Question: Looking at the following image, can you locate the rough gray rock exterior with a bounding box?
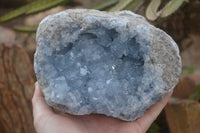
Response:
[34,9,181,121]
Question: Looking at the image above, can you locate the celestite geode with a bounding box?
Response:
[34,9,181,121]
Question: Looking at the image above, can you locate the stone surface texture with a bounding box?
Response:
[34,9,181,121]
[0,43,35,133]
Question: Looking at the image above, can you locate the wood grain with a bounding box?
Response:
[165,98,200,133]
[0,43,35,133]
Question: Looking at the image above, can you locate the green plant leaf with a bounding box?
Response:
[189,84,200,102]
[14,25,38,33]
[109,0,133,12]
[0,0,43,22]
[90,0,119,10]
[147,122,160,133]
[124,0,144,12]
[27,0,70,14]
[0,0,70,23]
[160,0,188,17]
[182,67,195,75]
[145,0,161,21]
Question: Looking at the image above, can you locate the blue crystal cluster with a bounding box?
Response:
[34,9,181,121]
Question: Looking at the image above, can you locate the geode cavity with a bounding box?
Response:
[34,9,181,121]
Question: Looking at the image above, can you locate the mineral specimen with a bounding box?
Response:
[34,9,181,121]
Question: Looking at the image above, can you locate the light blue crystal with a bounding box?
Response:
[34,9,181,121]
